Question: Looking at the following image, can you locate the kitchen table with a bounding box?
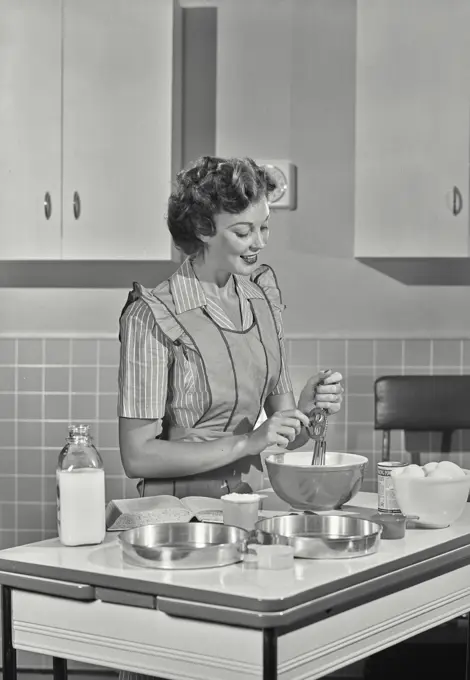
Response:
[1,491,470,680]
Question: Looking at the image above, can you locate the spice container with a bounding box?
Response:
[56,424,106,547]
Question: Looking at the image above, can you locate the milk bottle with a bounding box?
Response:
[57,424,106,546]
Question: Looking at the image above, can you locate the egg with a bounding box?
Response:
[426,468,454,480]
[423,462,439,476]
[435,460,466,479]
[400,464,426,478]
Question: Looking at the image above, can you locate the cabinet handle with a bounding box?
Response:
[44,192,52,220]
[73,191,81,220]
[452,186,463,216]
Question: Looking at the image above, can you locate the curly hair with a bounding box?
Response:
[167,156,276,257]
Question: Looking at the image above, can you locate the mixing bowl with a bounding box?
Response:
[265,450,368,511]
[391,470,470,528]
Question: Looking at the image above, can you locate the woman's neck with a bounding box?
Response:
[191,257,234,296]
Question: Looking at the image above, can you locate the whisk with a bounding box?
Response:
[307,406,328,465]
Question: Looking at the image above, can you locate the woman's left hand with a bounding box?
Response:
[297,369,344,416]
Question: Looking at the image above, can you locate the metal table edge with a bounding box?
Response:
[0,570,95,600]
[0,532,469,613]
[156,541,470,630]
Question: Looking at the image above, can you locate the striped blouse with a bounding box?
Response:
[118,258,293,427]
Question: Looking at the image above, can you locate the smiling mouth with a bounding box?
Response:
[240,254,258,265]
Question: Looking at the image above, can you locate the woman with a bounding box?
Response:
[118,156,344,500]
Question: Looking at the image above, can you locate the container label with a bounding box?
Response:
[378,469,402,513]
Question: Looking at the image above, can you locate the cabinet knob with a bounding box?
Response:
[452,186,463,216]
[73,191,81,220]
[44,192,52,220]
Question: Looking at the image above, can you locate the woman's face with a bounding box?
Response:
[203,199,270,276]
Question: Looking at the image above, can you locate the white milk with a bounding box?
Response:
[57,468,106,546]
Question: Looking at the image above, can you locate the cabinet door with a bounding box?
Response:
[62,0,177,260]
[0,0,62,259]
[355,0,470,258]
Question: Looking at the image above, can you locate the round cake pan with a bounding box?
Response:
[118,522,250,569]
[254,513,382,559]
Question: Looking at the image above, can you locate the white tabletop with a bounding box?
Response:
[1,492,469,607]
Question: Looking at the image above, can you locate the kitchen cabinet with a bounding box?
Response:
[0,0,180,261]
[354,0,470,263]
[0,0,62,259]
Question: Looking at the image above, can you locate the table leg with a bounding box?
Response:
[263,629,277,680]
[53,657,68,680]
[2,586,17,680]
[466,613,470,680]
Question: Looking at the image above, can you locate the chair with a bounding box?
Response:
[374,375,470,465]
[370,374,470,672]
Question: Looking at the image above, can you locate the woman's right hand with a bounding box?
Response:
[246,409,310,455]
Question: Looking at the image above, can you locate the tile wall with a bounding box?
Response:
[287,338,470,469]
[1,335,470,670]
[2,336,470,550]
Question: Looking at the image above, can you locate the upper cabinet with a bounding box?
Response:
[0,0,180,261]
[354,0,470,260]
[0,0,62,259]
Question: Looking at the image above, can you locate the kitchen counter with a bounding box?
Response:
[2,491,470,680]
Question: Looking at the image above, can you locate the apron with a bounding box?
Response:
[118,270,283,680]
[129,273,283,500]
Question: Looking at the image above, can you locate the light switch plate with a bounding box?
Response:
[257,159,297,210]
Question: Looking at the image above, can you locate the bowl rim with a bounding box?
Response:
[392,469,470,484]
[265,450,368,470]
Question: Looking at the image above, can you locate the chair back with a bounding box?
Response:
[374,375,470,463]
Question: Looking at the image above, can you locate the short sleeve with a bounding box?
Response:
[252,265,293,396]
[117,300,172,419]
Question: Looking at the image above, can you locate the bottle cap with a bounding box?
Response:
[68,424,90,438]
